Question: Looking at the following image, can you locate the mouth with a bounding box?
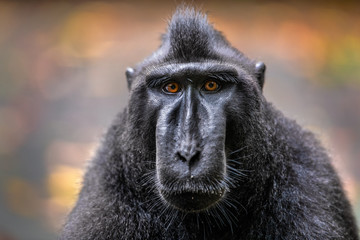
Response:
[159,182,227,212]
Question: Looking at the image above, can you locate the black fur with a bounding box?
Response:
[60,7,359,240]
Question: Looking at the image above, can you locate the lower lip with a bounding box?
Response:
[161,190,225,212]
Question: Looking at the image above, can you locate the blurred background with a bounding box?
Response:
[0,0,359,239]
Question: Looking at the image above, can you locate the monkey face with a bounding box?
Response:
[133,62,251,212]
[125,15,265,211]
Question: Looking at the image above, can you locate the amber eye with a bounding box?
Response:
[163,82,180,93]
[204,80,219,91]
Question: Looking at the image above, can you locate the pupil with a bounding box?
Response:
[171,84,176,89]
[208,83,214,88]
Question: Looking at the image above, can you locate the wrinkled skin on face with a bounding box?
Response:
[153,65,231,211]
[127,60,265,212]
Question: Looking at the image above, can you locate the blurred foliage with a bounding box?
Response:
[321,37,360,86]
[0,1,359,239]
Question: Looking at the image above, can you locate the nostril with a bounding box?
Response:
[189,151,200,166]
[177,152,187,162]
[177,151,201,166]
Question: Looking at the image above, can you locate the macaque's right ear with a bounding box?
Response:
[125,67,135,90]
[255,62,266,90]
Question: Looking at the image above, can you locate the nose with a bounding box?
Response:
[175,86,202,169]
[177,149,201,168]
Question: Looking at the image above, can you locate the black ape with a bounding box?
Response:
[60,8,359,240]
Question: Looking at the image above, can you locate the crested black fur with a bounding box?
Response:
[60,7,359,240]
[165,8,223,61]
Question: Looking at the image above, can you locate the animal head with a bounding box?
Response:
[125,8,266,213]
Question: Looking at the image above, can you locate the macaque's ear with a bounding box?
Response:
[125,67,135,90]
[255,62,266,90]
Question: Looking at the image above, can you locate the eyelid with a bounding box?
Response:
[147,76,171,88]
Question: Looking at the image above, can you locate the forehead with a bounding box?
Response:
[144,62,249,80]
[140,62,254,89]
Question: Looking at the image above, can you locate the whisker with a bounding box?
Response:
[217,203,234,234]
[227,154,254,163]
[165,208,178,231]
[227,146,248,157]
[227,165,248,177]
[224,197,247,215]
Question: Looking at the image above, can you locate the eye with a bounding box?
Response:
[203,80,219,92]
[163,82,180,93]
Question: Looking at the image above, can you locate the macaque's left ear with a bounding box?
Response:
[125,67,135,90]
[255,62,266,90]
